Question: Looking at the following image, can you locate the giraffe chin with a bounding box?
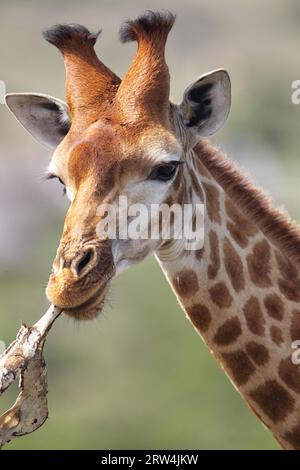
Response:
[62,284,109,321]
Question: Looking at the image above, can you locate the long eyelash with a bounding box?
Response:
[170,160,185,166]
[151,160,185,172]
[44,172,56,181]
[44,172,66,196]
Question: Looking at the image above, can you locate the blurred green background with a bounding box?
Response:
[1,0,300,450]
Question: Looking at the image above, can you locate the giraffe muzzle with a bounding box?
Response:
[46,241,114,320]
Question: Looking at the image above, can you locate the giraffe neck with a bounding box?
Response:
[156,140,300,449]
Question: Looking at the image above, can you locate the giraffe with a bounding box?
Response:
[5,12,300,449]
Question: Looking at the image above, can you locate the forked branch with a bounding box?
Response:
[0,304,61,448]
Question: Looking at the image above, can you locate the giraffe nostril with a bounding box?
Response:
[74,248,95,277]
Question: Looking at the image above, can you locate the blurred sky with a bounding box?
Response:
[1,0,300,450]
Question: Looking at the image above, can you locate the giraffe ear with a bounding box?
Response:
[179,69,231,137]
[5,93,71,150]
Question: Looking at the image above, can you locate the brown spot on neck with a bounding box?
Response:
[213,317,242,346]
[249,380,294,423]
[263,293,284,321]
[221,350,255,386]
[207,230,220,280]
[246,342,269,366]
[247,239,272,288]
[223,237,245,292]
[186,304,211,333]
[208,281,233,308]
[243,296,266,336]
[173,270,199,298]
[270,325,283,346]
[290,310,300,341]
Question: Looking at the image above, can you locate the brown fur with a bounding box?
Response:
[223,237,245,292]
[221,350,255,385]
[284,421,300,449]
[243,296,266,336]
[116,11,175,123]
[290,310,300,340]
[213,317,242,346]
[207,230,220,279]
[173,270,199,298]
[270,325,284,346]
[263,293,284,321]
[275,251,299,281]
[278,278,300,302]
[186,304,211,333]
[245,342,269,366]
[247,240,272,288]
[44,24,120,124]
[249,380,295,423]
[208,281,232,308]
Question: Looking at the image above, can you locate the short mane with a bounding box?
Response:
[195,140,300,267]
[43,23,100,52]
[119,10,175,44]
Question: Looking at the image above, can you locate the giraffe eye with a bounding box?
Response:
[148,161,183,182]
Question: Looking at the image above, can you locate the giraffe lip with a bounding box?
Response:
[63,283,109,319]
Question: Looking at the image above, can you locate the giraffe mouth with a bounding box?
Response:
[62,282,109,320]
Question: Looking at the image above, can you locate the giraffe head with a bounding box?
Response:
[5,12,231,320]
